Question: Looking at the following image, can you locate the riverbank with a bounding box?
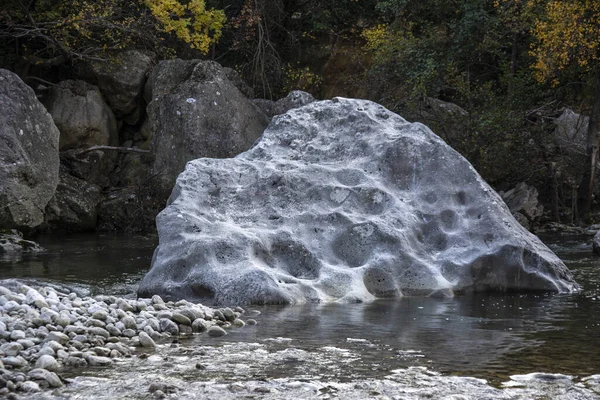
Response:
[0,282,255,396]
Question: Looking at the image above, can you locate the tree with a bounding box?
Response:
[0,0,225,75]
[529,0,600,221]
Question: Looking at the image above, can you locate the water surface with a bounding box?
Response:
[1,233,599,388]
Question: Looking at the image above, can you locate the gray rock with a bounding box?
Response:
[253,90,315,118]
[86,355,112,366]
[122,328,136,338]
[138,98,578,305]
[223,67,254,99]
[0,69,60,230]
[44,168,101,231]
[88,327,110,339]
[221,308,235,322]
[158,318,178,336]
[10,330,26,341]
[53,313,71,327]
[35,354,59,371]
[60,148,116,189]
[20,380,40,392]
[92,310,108,321]
[499,182,544,231]
[138,331,156,348]
[207,326,227,337]
[191,319,209,333]
[553,108,588,157]
[45,331,69,345]
[44,80,118,150]
[1,356,27,368]
[171,313,191,326]
[27,368,63,388]
[145,59,269,194]
[0,343,23,357]
[65,356,87,367]
[86,50,156,123]
[593,231,600,256]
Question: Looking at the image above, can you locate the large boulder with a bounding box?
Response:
[145,59,269,194]
[138,98,578,305]
[86,50,156,124]
[44,168,101,231]
[44,80,118,150]
[0,69,60,230]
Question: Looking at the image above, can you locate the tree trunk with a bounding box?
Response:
[576,73,600,221]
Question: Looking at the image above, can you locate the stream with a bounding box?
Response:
[1,233,599,399]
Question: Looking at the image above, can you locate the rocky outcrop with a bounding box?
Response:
[138,98,578,305]
[500,182,544,231]
[253,90,315,118]
[0,69,60,230]
[44,169,101,231]
[145,59,269,194]
[86,50,156,124]
[44,80,118,150]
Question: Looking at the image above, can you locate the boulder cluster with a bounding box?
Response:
[0,52,315,239]
[0,282,254,395]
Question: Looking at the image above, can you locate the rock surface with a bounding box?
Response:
[592,231,600,255]
[553,108,588,156]
[145,59,269,193]
[0,282,251,396]
[0,230,45,257]
[138,98,578,305]
[44,168,101,231]
[44,80,118,150]
[499,182,544,231]
[0,69,60,230]
[253,90,315,118]
[86,50,156,123]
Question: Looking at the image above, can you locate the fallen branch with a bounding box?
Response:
[63,145,151,156]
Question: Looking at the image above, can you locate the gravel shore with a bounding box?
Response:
[0,281,254,396]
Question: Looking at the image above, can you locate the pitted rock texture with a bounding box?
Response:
[138,98,578,305]
[0,69,60,230]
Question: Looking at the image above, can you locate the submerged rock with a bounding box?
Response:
[138,98,578,305]
[0,230,45,257]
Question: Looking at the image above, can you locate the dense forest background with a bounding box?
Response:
[1,0,599,225]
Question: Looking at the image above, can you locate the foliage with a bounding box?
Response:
[282,64,323,93]
[0,0,225,72]
[144,0,226,54]
[529,0,600,83]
